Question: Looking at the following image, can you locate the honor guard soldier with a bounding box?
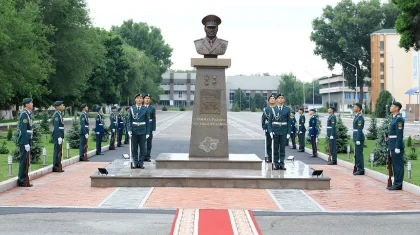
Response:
[109,106,117,150]
[95,106,104,155]
[308,109,318,157]
[17,98,33,187]
[327,107,337,165]
[143,94,156,162]
[124,106,130,145]
[387,101,405,190]
[52,101,65,172]
[117,107,124,147]
[352,103,365,175]
[79,104,89,161]
[290,111,297,149]
[267,93,291,170]
[127,94,150,169]
[262,94,276,162]
[297,108,306,152]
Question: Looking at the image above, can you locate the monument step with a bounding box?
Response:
[155,153,263,170]
[90,159,330,190]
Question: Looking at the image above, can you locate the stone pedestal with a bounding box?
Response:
[189,58,231,158]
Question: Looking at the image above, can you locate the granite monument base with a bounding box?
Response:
[90,159,330,189]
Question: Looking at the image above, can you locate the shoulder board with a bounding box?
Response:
[194,38,202,42]
[219,38,228,43]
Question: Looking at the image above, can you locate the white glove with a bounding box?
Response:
[395,148,400,154]
[24,144,30,152]
[146,134,150,139]
[96,132,100,135]
[299,131,302,134]
[112,129,115,132]
[128,131,132,137]
[270,132,274,138]
[286,134,290,139]
[58,137,63,145]
[265,129,267,132]
[85,134,89,139]
[356,141,360,145]
[330,136,334,140]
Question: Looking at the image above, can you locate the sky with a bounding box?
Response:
[85,0,352,82]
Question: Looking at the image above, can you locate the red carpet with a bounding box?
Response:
[170,209,262,235]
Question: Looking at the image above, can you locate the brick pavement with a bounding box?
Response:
[305,165,420,211]
[0,162,115,207]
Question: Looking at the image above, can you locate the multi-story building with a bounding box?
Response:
[370,29,420,121]
[318,74,370,113]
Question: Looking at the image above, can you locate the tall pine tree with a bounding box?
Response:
[373,115,392,166]
[366,117,378,140]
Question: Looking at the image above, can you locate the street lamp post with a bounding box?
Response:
[334,57,358,104]
[378,46,395,100]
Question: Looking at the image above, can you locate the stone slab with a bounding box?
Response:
[191,58,231,67]
[155,153,263,170]
[90,159,330,190]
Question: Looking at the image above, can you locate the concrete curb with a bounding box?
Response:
[300,144,420,196]
[0,145,111,194]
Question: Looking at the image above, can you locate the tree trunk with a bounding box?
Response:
[15,98,19,119]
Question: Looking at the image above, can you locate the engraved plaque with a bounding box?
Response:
[200,89,221,114]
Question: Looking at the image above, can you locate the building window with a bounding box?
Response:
[190,91,194,95]
[229,91,234,103]
[353,93,367,99]
[263,92,267,100]
[380,74,384,80]
[178,91,182,98]
[380,41,384,50]
[380,53,384,58]
[380,83,384,91]
[164,90,170,95]
[380,62,384,72]
[345,93,351,100]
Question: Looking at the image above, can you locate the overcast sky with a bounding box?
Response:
[85,0,358,82]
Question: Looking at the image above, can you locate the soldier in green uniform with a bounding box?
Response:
[387,101,405,190]
[143,94,156,162]
[327,107,337,165]
[17,98,33,187]
[127,94,150,169]
[124,106,130,145]
[52,101,65,172]
[352,103,365,175]
[79,104,89,161]
[290,111,297,149]
[261,94,275,162]
[267,93,291,170]
[297,108,306,152]
[109,106,117,150]
[117,107,124,147]
[95,106,104,155]
[308,109,318,157]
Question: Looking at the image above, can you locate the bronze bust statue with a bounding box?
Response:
[194,15,228,58]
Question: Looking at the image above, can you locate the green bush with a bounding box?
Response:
[317,107,328,113]
[7,125,13,141]
[162,106,168,111]
[375,90,393,118]
[92,126,110,142]
[179,103,186,111]
[232,103,240,112]
[65,117,81,149]
[366,117,378,140]
[40,112,50,134]
[0,141,9,154]
[407,148,418,160]
[407,136,412,147]
[373,115,392,166]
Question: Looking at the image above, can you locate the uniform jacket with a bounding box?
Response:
[298,114,306,133]
[194,37,228,55]
[261,106,274,131]
[52,111,64,139]
[388,113,405,150]
[327,114,337,137]
[267,105,291,135]
[127,105,150,135]
[17,109,32,145]
[117,113,125,129]
[308,115,318,136]
[95,113,104,133]
[109,112,117,130]
[352,113,365,141]
[290,116,297,133]
[79,112,89,135]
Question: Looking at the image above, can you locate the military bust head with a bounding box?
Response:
[194,14,228,58]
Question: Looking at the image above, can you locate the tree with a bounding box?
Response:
[366,117,378,140]
[12,123,44,164]
[7,125,13,141]
[112,20,173,78]
[40,112,50,134]
[233,89,248,111]
[0,1,53,110]
[375,90,393,118]
[392,0,420,51]
[38,0,105,107]
[278,73,304,107]
[232,103,240,112]
[310,0,399,104]
[304,81,322,104]
[373,115,392,166]
[253,93,266,110]
[336,115,350,153]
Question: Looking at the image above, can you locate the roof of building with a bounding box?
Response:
[371,29,397,35]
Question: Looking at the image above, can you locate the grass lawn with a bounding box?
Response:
[316,139,420,186]
[0,132,98,182]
